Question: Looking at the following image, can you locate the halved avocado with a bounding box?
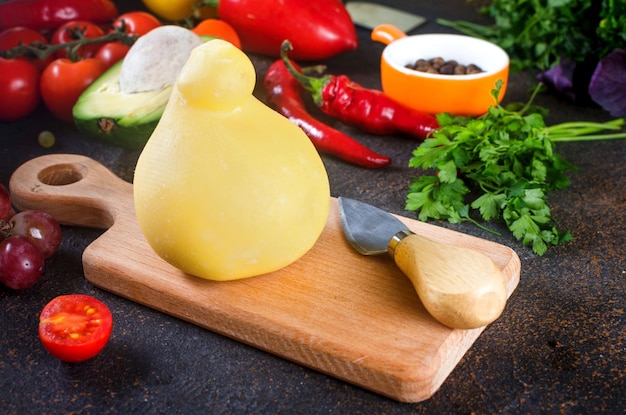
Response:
[73,61,173,149]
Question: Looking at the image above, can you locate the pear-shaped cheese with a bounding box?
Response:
[133,39,330,281]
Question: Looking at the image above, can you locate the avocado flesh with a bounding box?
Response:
[73,61,173,149]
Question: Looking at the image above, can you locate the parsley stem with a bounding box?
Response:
[465,217,501,236]
[518,83,543,114]
[547,119,626,141]
[548,119,624,132]
[550,132,626,142]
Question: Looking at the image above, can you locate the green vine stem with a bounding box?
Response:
[0,24,137,62]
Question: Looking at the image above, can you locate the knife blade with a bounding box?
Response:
[338,197,508,329]
[345,2,427,32]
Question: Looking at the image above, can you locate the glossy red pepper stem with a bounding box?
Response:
[280,41,331,107]
[200,0,219,7]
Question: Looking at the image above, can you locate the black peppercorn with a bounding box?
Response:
[405,56,484,75]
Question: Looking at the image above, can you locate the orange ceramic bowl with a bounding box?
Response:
[372,24,510,116]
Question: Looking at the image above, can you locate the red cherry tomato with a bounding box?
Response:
[40,57,107,122]
[0,57,40,121]
[39,294,113,362]
[191,19,241,49]
[95,41,130,69]
[112,11,162,36]
[51,20,105,59]
[0,26,46,50]
[0,26,53,71]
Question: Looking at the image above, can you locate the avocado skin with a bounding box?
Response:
[73,61,170,149]
[74,116,160,149]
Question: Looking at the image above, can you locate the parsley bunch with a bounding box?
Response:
[438,0,626,72]
[405,81,626,255]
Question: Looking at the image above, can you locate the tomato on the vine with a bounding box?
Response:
[192,19,241,49]
[39,294,113,363]
[51,20,105,59]
[40,57,106,122]
[112,11,162,36]
[95,41,130,69]
[0,26,53,71]
[0,57,40,122]
[0,26,47,52]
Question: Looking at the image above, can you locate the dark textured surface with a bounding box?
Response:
[1,1,625,414]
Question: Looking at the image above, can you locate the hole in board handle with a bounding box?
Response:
[37,163,87,186]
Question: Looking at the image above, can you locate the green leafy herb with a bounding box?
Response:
[405,80,626,255]
[438,0,626,71]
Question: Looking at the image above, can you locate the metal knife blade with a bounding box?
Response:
[338,196,409,255]
[337,196,508,329]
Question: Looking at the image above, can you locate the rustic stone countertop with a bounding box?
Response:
[1,1,624,414]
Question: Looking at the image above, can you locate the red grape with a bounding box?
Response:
[0,235,44,290]
[0,183,62,289]
[9,210,62,259]
[0,184,10,219]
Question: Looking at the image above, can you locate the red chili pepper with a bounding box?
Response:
[201,0,357,61]
[0,0,119,32]
[280,41,440,140]
[264,59,391,169]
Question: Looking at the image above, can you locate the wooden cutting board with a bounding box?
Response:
[9,154,520,403]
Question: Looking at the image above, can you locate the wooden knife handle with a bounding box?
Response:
[390,231,508,329]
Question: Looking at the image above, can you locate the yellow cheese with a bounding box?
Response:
[133,39,330,281]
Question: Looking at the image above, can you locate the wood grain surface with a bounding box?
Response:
[9,154,520,402]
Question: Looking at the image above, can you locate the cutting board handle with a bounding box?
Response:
[8,154,133,229]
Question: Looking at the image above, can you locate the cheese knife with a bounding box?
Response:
[345,2,426,33]
[337,197,508,329]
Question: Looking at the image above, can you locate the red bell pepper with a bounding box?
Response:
[202,0,358,61]
[0,0,119,32]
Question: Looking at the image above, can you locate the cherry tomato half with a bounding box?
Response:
[0,57,40,121]
[51,20,105,59]
[40,57,106,122]
[113,11,162,36]
[0,26,53,71]
[39,294,113,363]
[192,19,241,49]
[95,41,130,69]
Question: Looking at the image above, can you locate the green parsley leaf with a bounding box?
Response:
[471,192,506,221]
[437,0,625,71]
[405,82,626,255]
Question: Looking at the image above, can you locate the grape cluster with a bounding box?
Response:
[0,183,62,290]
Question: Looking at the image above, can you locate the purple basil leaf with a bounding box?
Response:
[536,58,578,102]
[588,49,626,118]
